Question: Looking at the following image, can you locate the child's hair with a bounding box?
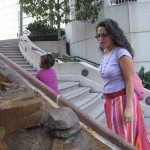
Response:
[39,54,55,69]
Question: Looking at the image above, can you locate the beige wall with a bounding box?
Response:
[33,41,67,55]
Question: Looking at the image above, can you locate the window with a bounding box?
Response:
[108,0,137,6]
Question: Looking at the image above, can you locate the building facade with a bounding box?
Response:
[1,0,150,72]
[0,0,20,40]
[0,0,33,40]
[65,0,150,72]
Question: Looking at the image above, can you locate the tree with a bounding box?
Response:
[19,0,103,53]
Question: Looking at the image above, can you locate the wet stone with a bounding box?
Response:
[49,123,81,138]
[48,107,80,129]
[48,107,81,138]
[6,125,53,150]
[64,129,112,150]
[6,125,112,150]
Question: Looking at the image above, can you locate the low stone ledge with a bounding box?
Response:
[0,96,42,122]
[0,95,43,137]
[51,138,64,150]
[0,127,7,150]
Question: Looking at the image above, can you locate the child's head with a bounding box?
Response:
[39,54,55,69]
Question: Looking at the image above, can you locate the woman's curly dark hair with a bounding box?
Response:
[39,54,55,69]
[96,18,134,57]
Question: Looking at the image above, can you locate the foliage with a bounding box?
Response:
[26,21,57,35]
[19,0,103,53]
[19,0,103,39]
[19,0,103,24]
[138,66,150,90]
[26,20,65,41]
[28,34,58,41]
[75,0,103,23]
[138,66,145,80]
[52,53,80,62]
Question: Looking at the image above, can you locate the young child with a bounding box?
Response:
[35,53,60,94]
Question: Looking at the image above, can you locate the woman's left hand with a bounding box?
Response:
[124,106,133,123]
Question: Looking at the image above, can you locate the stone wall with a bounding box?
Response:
[33,41,67,55]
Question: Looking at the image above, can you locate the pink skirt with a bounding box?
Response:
[104,90,150,150]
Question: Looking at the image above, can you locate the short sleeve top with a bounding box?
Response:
[36,68,60,94]
[98,47,132,94]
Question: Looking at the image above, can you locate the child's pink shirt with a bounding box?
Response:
[36,68,60,94]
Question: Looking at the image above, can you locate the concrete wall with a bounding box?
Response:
[65,19,102,65]
[33,41,67,55]
[105,1,150,72]
[65,0,150,72]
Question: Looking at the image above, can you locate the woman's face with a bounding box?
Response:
[97,26,115,51]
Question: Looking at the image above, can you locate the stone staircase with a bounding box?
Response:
[59,80,106,125]
[0,39,37,76]
[1,39,150,139]
[0,39,106,127]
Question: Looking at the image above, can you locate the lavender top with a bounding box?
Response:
[36,68,60,94]
[98,47,132,94]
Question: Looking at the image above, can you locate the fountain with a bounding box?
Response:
[0,61,112,150]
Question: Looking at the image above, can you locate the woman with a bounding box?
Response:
[36,53,60,94]
[96,18,150,149]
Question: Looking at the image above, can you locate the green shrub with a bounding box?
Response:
[52,53,80,62]
[26,20,65,41]
[28,34,58,41]
[138,66,150,90]
[26,20,57,35]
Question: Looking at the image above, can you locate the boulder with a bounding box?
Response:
[48,107,81,138]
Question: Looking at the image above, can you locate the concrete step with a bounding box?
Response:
[79,93,102,111]
[0,50,20,53]
[84,99,104,119]
[0,46,19,48]
[2,53,23,56]
[24,68,37,72]
[97,112,107,127]
[19,64,34,68]
[8,57,26,61]
[15,61,30,65]
[7,56,25,60]
[0,39,19,46]
[30,72,36,76]
[58,81,80,93]
[61,86,91,101]
[0,44,36,76]
[0,47,19,50]
[71,93,100,107]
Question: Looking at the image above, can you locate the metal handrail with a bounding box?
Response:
[20,37,45,54]
[57,56,100,67]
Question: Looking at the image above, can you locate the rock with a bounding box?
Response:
[48,107,81,139]
[48,107,80,129]
[49,123,81,138]
[0,95,42,136]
